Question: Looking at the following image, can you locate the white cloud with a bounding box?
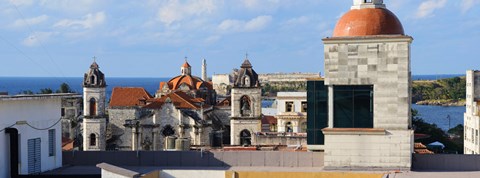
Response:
[241,0,280,10]
[8,0,35,6]
[219,15,272,33]
[39,0,97,13]
[282,16,309,27]
[461,0,480,12]
[54,12,106,29]
[11,15,48,28]
[22,32,53,46]
[415,0,447,18]
[157,0,219,26]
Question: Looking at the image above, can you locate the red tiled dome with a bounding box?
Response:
[333,8,404,37]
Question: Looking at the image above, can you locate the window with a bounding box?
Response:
[61,108,65,117]
[240,95,252,116]
[90,133,97,146]
[334,85,374,128]
[89,98,97,116]
[301,102,307,112]
[270,124,277,132]
[48,129,55,156]
[306,80,328,145]
[285,122,293,132]
[286,102,294,112]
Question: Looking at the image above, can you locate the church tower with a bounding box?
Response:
[82,59,107,151]
[230,57,262,145]
[202,58,207,81]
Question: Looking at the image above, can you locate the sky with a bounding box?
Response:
[0,0,479,78]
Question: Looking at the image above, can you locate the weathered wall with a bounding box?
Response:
[63,151,324,168]
[256,135,307,146]
[109,108,138,150]
[324,130,413,169]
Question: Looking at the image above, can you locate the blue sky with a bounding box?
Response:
[0,0,479,77]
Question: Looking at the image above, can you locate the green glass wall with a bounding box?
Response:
[307,80,328,145]
[333,85,373,128]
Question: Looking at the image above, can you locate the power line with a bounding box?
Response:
[0,124,16,133]
[0,117,63,132]
[11,3,67,81]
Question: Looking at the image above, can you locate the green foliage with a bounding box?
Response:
[262,82,306,96]
[38,88,53,94]
[19,90,34,94]
[412,77,466,103]
[412,109,463,154]
[56,83,74,93]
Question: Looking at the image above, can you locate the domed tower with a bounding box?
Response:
[82,59,107,151]
[230,57,262,146]
[319,0,414,169]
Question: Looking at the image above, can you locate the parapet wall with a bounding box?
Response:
[63,151,323,168]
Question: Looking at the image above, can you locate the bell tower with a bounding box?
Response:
[82,58,107,151]
[181,58,192,76]
[230,56,262,145]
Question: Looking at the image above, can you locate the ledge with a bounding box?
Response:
[322,128,386,135]
[97,163,140,178]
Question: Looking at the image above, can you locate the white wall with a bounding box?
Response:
[0,96,62,177]
[160,170,225,178]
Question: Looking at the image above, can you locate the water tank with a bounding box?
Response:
[175,138,191,151]
[165,136,176,150]
[209,131,223,148]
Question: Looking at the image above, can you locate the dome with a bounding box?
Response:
[167,75,212,90]
[333,8,404,37]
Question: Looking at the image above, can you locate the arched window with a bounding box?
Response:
[90,133,97,146]
[162,125,175,137]
[89,98,97,116]
[244,76,251,87]
[285,122,293,133]
[90,75,96,85]
[240,129,251,146]
[240,95,251,116]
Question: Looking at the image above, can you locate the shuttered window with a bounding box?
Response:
[49,129,55,157]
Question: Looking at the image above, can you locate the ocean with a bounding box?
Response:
[0,76,466,131]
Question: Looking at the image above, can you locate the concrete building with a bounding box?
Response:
[82,61,108,151]
[1,94,68,177]
[315,0,414,169]
[275,92,307,133]
[464,70,480,154]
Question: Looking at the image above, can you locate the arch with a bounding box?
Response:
[162,125,175,137]
[89,133,97,146]
[240,95,251,117]
[285,122,293,133]
[244,75,251,87]
[90,75,96,85]
[301,122,307,133]
[89,98,97,116]
[240,129,251,146]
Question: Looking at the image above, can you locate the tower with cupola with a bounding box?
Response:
[82,59,107,151]
[230,57,262,145]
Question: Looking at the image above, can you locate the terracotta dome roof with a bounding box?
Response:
[167,75,212,90]
[333,8,404,37]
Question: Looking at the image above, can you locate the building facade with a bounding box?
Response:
[318,0,414,169]
[275,92,307,133]
[464,70,480,154]
[1,94,66,177]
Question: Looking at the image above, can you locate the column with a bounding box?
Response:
[328,85,334,128]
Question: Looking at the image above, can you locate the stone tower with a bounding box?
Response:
[202,58,207,81]
[82,59,107,151]
[230,58,262,145]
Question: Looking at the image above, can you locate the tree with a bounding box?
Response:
[20,90,34,94]
[57,83,74,93]
[39,88,53,94]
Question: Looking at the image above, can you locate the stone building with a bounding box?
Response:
[315,0,414,169]
[82,61,108,151]
[155,61,216,105]
[108,87,153,150]
[464,70,480,154]
[275,92,307,133]
[230,59,262,145]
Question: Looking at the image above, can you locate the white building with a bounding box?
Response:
[1,94,68,177]
[464,70,480,154]
[275,92,307,133]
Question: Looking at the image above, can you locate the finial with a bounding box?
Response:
[93,56,96,62]
[184,56,188,62]
[245,52,249,59]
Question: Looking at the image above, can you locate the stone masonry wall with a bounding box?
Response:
[324,38,412,130]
